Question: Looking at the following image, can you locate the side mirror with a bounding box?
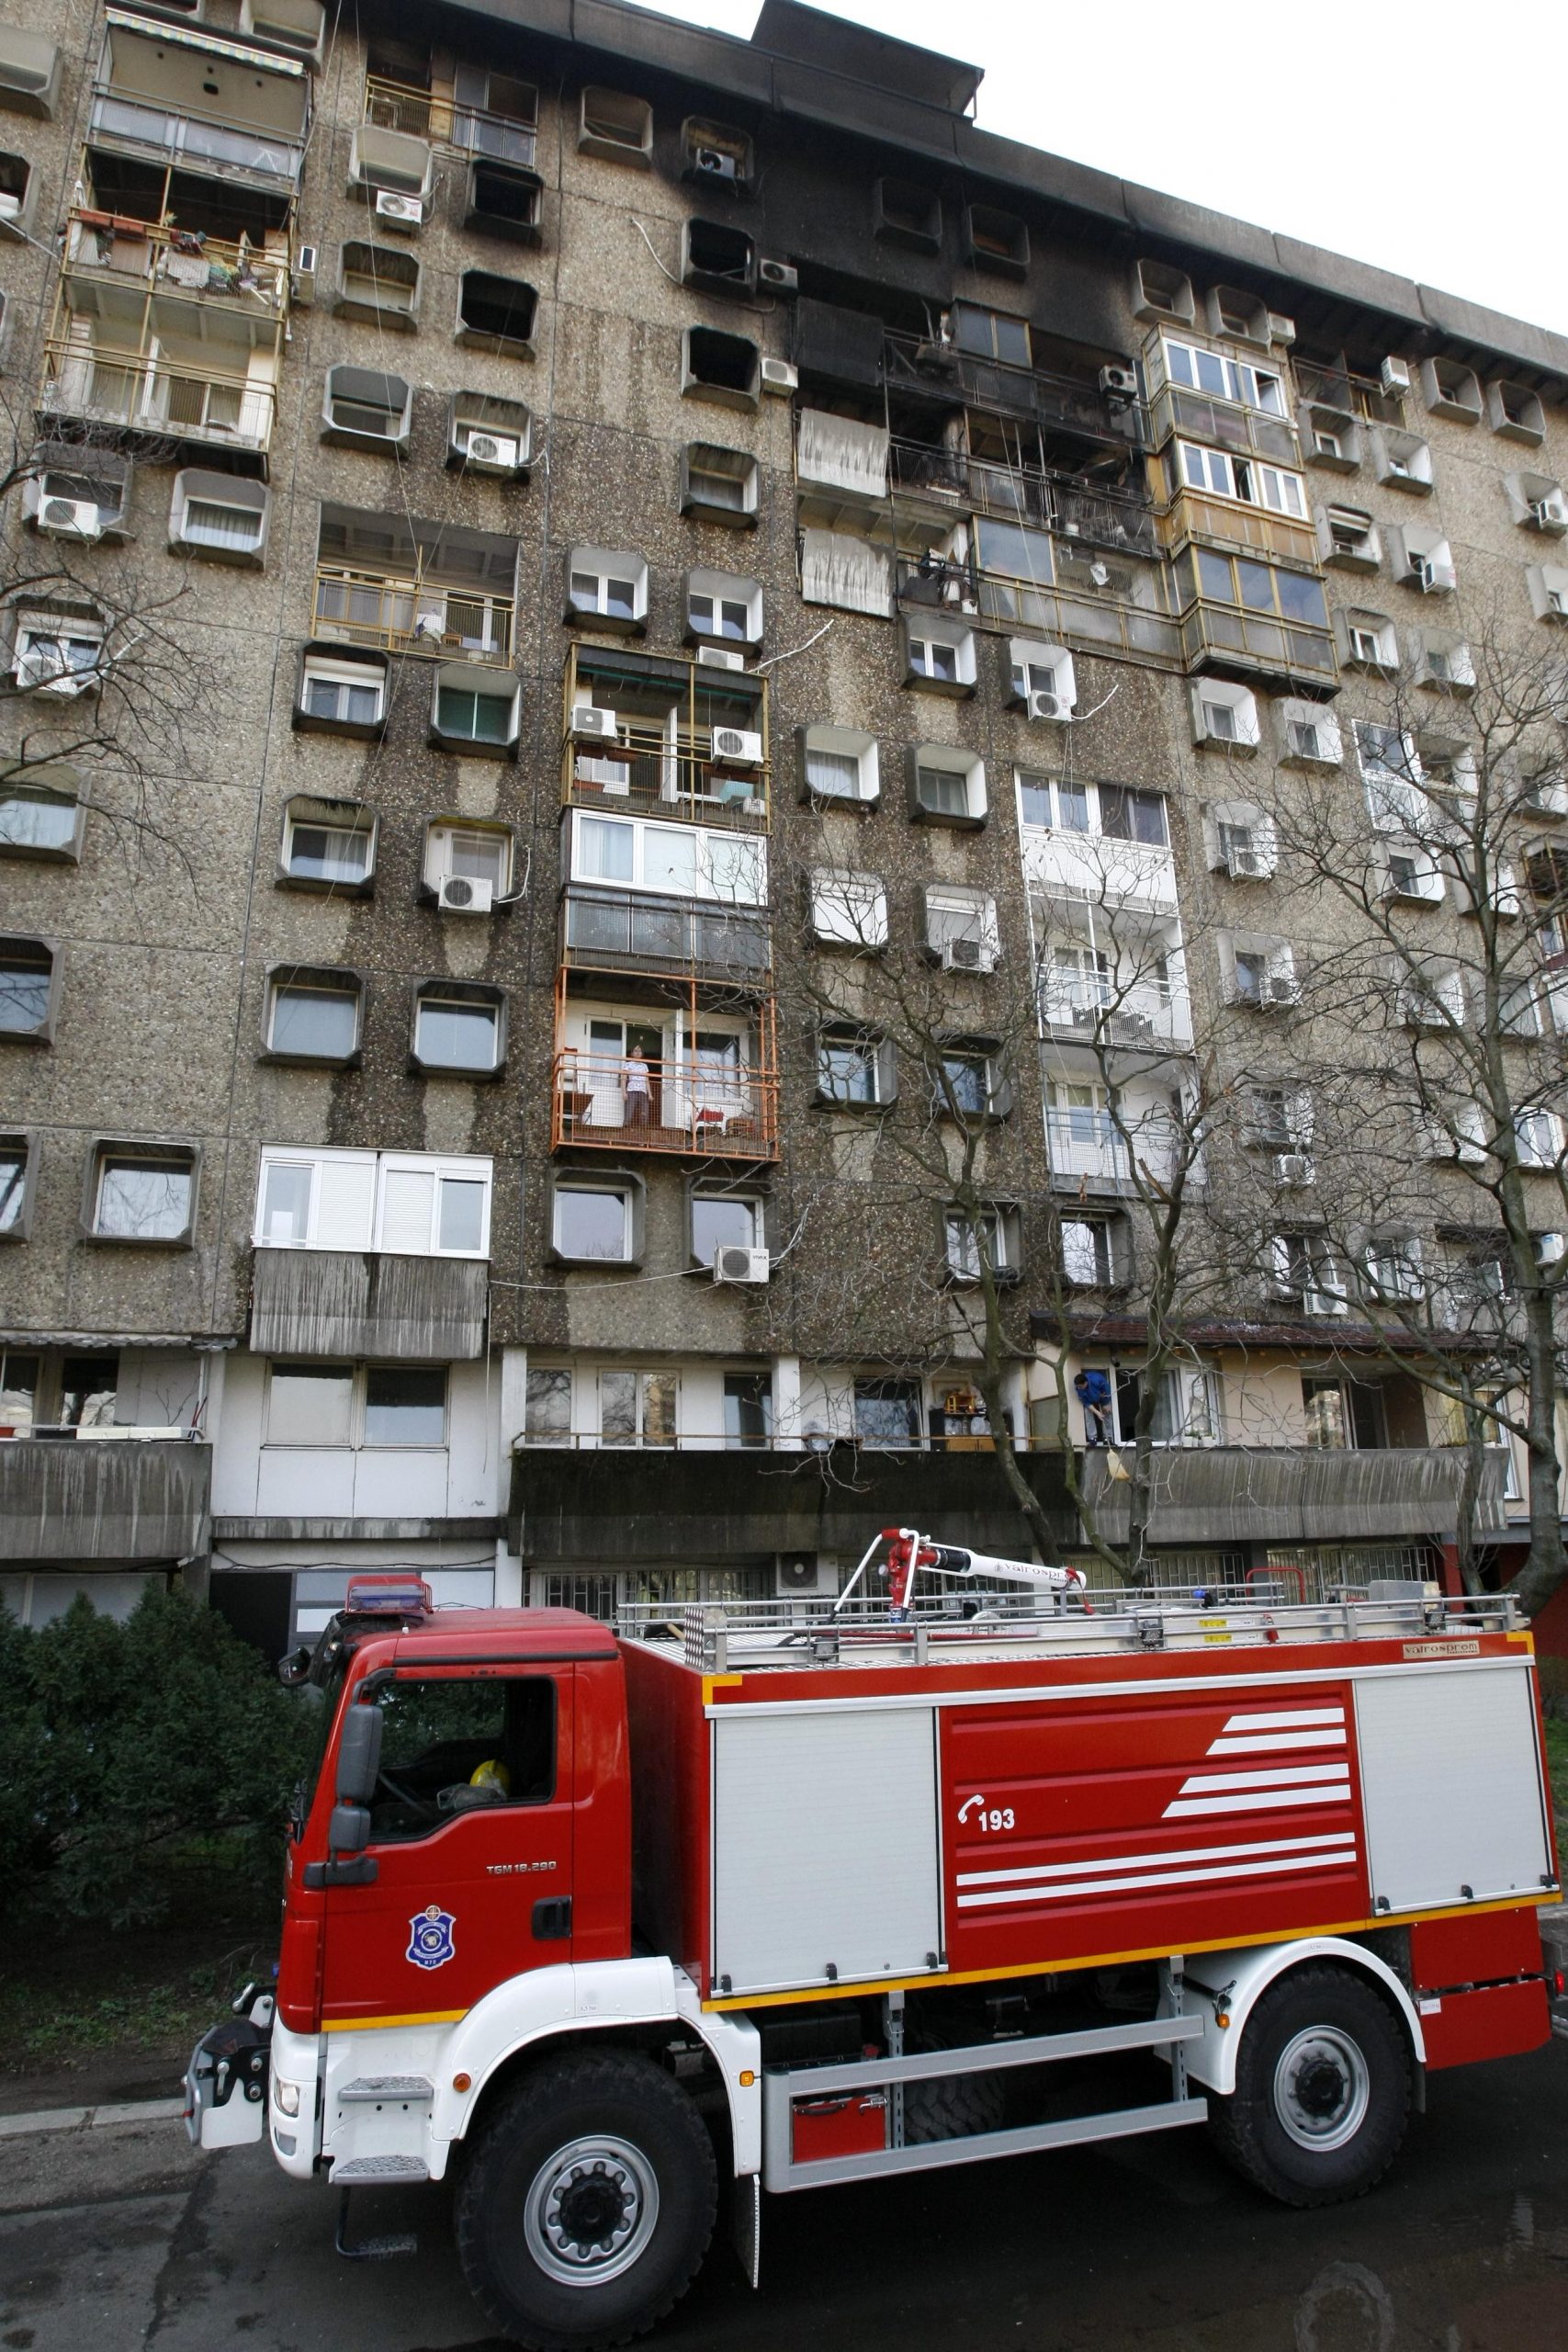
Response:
[328,1803,371,1853]
[335,1701,384,1805]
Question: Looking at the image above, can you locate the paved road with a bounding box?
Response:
[5,2041,1568,2350]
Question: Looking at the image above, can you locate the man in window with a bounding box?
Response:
[1074,1366,1112,1447]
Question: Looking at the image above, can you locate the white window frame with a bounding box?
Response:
[944,1204,1019,1283]
[906,616,976,687]
[1008,637,1076,716]
[264,1361,450,1452]
[913,748,987,824]
[14,613,104,693]
[254,1145,492,1257]
[553,1178,635,1262]
[808,867,888,949]
[1270,1231,1348,1313]
[568,548,648,624]
[299,654,386,727]
[686,570,761,645]
[568,809,768,906]
[1278,700,1342,765]
[423,821,513,894]
[1179,441,1306,516]
[431,669,521,750]
[924,885,1000,961]
[283,798,377,887]
[801,725,878,805]
[1190,677,1260,749]
[1160,336,1286,416]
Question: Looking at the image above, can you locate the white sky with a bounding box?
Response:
[623,0,1567,342]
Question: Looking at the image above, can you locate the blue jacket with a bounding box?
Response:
[1076,1370,1112,1409]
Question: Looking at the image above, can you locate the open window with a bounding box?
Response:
[448,392,531,478]
[1315,502,1381,571]
[902,615,976,695]
[682,218,755,299]
[412,981,505,1076]
[322,366,412,452]
[1059,1211,1131,1290]
[429,666,520,755]
[909,746,987,829]
[457,270,537,355]
[945,1202,1021,1284]
[688,1187,768,1276]
[1190,678,1260,751]
[263,966,364,1065]
[1205,284,1269,347]
[0,765,83,863]
[85,1141,197,1246]
[335,241,420,327]
[808,866,887,950]
[964,203,1028,278]
[931,1037,1011,1122]
[423,820,513,909]
[798,725,878,807]
[1421,357,1483,424]
[1416,632,1476,692]
[684,568,762,650]
[682,327,760,413]
[1131,258,1195,327]
[1225,935,1298,1011]
[1269,1231,1348,1317]
[873,176,941,254]
[465,163,544,244]
[168,469,269,564]
[11,610,104,696]
[1337,609,1398,673]
[923,884,999,972]
[1381,843,1445,907]
[566,547,649,631]
[1487,380,1546,446]
[815,1024,895,1109]
[1276,699,1342,766]
[279,796,377,894]
[1299,400,1361,472]
[1395,524,1456,595]
[0,935,57,1043]
[578,87,652,166]
[681,443,758,526]
[682,118,753,196]
[1506,470,1568,535]
[294,650,388,738]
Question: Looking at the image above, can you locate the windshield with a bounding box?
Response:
[291,1643,351,1837]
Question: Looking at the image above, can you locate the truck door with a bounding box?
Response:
[319,1666,576,2027]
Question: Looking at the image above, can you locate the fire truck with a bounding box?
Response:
[186,1536,1559,2350]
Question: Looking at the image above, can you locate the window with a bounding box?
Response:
[682,327,760,412]
[799,528,893,617]
[322,367,412,450]
[1419,635,1476,691]
[1401,964,1468,1030]
[552,1178,637,1263]
[525,1365,573,1443]
[1398,527,1456,594]
[349,121,434,202]
[924,886,998,967]
[265,969,362,1062]
[413,985,503,1074]
[1100,786,1168,847]
[1515,1110,1563,1169]
[911,749,987,828]
[239,0,324,56]
[1371,428,1433,491]
[816,1025,892,1107]
[265,1364,344,1449]
[1529,566,1568,623]
[0,1135,31,1238]
[945,1204,1020,1283]
[1248,1086,1312,1151]
[1132,259,1195,326]
[681,117,752,192]
[566,548,648,628]
[808,868,887,949]
[13,615,102,694]
[297,653,386,733]
[432,670,520,752]
[579,87,653,165]
[1363,1234,1425,1303]
[682,217,754,295]
[1318,503,1379,569]
[874,176,942,254]
[1341,612,1397,671]
[449,393,532,475]
[1488,380,1546,444]
[424,822,512,897]
[254,1147,491,1256]
[1060,1213,1123,1287]
[569,811,767,905]
[337,241,420,324]
[1191,678,1260,749]
[599,1368,677,1448]
[723,1372,772,1449]
[1506,470,1567,534]
[686,571,761,646]
[800,725,877,806]
[89,1145,196,1244]
[1384,849,1441,904]
[1161,337,1284,415]
[169,470,268,563]
[1278,702,1341,765]
[0,938,53,1038]
[1230,943,1296,1008]
[359,1670,554,1841]
[0,1345,39,1421]
[1178,547,1329,632]
[1270,1233,1348,1313]
[1179,442,1306,515]
[681,444,758,525]
[365,1365,446,1445]
[1146,1365,1222,1446]
[1009,639,1076,717]
[282,797,376,890]
[853,1377,922,1446]
[1018,773,1088,832]
[1355,721,1424,830]
[692,1192,762,1264]
[59,1351,117,1427]
[457,270,537,352]
[1211,806,1277,879]
[466,163,543,242]
[904,618,975,692]
[964,203,1028,277]
[933,1046,1008,1121]
[1422,358,1483,423]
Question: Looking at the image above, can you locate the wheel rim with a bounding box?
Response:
[1272,2026,1371,2152]
[523,2134,660,2287]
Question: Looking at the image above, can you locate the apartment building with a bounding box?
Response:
[1,0,1563,1644]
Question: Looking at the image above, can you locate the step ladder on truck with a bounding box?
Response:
[185,1533,1562,2350]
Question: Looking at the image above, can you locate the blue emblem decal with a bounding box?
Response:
[407,1903,457,1970]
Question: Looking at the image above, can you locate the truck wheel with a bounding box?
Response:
[454,2051,716,2352]
[1207,1964,1411,2209]
[902,2069,1006,2144]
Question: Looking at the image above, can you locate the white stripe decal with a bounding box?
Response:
[1219,1707,1344,1734]
[1206,1730,1348,1755]
[956,1848,1358,1908]
[1176,1763,1349,1794]
[1165,1786,1354,1816]
[957,1830,1356,1889]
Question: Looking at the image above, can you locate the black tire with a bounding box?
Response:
[1206,1963,1412,2209]
[902,2053,1006,2144]
[454,2050,716,2352]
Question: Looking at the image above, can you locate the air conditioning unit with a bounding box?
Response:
[38,497,102,539]
[695,645,745,670]
[375,189,424,228]
[1027,688,1064,721]
[1273,1152,1315,1188]
[777,1554,822,1593]
[1099,363,1138,400]
[693,146,738,183]
[437,874,493,913]
[17,655,90,695]
[1262,974,1301,1007]
[1532,497,1567,531]
[570,706,620,741]
[1268,311,1297,346]
[292,243,318,304]
[758,256,798,295]
[1381,356,1413,394]
[713,1244,770,1283]
[1409,557,1438,592]
[1303,1288,1344,1317]
[466,432,519,471]
[1539,1232,1567,1266]
[711,727,762,764]
[940,936,994,974]
[1226,844,1268,879]
[760,357,798,395]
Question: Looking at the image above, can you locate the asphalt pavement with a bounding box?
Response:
[4,2040,1568,2350]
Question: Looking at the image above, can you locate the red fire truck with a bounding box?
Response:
[186,1539,1559,2350]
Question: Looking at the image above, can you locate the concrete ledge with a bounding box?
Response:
[0,2096,184,2139]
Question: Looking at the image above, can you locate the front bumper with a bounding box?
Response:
[184,2013,271,2150]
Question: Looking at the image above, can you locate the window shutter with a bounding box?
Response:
[314,1152,377,1249]
[380,1166,435,1252]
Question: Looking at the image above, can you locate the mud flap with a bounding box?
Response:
[730,2172,761,2290]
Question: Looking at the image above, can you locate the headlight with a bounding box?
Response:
[274,2078,301,2118]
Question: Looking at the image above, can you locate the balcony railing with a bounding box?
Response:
[1149,380,1299,468]
[312,565,516,665]
[1294,360,1404,425]
[363,74,536,166]
[561,885,772,980]
[1046,1108,1183,1186]
[1179,597,1337,687]
[1023,831,1179,911]
[1038,975,1193,1051]
[883,330,1149,448]
[63,209,290,312]
[565,721,769,832]
[1159,486,1318,568]
[973,562,1183,668]
[88,88,306,189]
[888,441,1159,559]
[39,336,276,451]
[551,1049,779,1158]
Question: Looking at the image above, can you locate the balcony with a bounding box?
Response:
[363,74,536,167]
[39,327,276,457]
[563,646,771,832]
[1078,1445,1504,1547]
[1045,1102,1186,1192]
[888,440,1159,559]
[250,1249,488,1359]
[0,1434,210,1564]
[93,10,310,193]
[1179,594,1337,690]
[1294,360,1404,426]
[883,329,1149,450]
[62,209,290,313]
[312,570,514,665]
[1023,830,1178,914]
[551,1049,779,1159]
[1039,976,1193,1056]
[561,886,772,982]
[964,531,1182,669]
[1159,485,1318,569]
[1148,379,1299,469]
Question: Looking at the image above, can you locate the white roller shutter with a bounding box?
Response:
[1355,1666,1551,1914]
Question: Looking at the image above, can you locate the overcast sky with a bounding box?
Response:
[626,0,1566,341]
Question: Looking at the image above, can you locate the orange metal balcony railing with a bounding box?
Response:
[312,566,516,666]
[565,718,769,832]
[363,75,536,167]
[551,1049,779,1159]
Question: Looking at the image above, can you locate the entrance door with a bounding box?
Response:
[319,1666,575,2026]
